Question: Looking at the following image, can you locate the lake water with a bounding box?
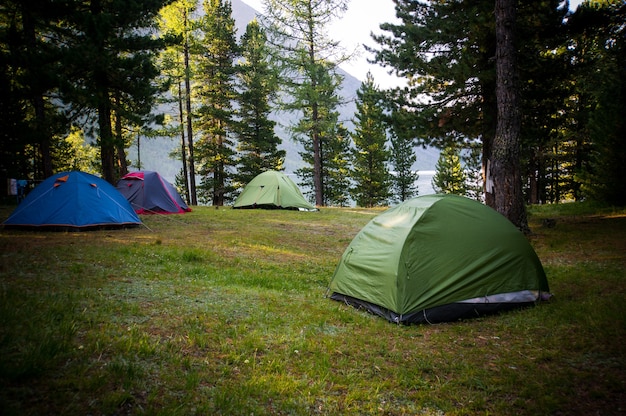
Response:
[416,170,435,196]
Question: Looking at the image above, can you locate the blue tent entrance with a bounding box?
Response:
[2,171,141,230]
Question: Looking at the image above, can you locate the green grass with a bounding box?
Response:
[0,203,624,415]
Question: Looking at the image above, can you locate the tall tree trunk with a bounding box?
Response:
[490,0,529,233]
[482,85,498,208]
[98,99,116,184]
[136,132,141,169]
[113,94,128,177]
[21,1,52,179]
[213,126,225,207]
[114,121,128,177]
[90,0,115,184]
[312,110,323,207]
[183,9,197,205]
[178,82,190,204]
[309,43,323,207]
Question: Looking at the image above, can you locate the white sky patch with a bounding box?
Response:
[241,0,401,88]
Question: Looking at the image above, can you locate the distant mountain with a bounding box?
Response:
[128,0,438,194]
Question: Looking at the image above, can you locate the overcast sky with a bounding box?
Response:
[241,0,585,89]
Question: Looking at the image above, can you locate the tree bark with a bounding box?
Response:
[178,82,190,204]
[98,98,116,184]
[183,8,197,205]
[114,93,128,178]
[490,0,529,233]
[21,1,52,179]
[309,36,323,206]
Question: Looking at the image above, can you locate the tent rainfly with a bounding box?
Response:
[233,170,317,211]
[2,171,141,230]
[116,171,191,214]
[328,194,550,324]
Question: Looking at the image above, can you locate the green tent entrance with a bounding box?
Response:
[233,170,317,211]
[328,194,550,324]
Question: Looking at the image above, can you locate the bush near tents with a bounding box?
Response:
[2,171,141,231]
[329,194,550,324]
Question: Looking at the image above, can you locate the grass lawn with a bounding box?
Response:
[0,202,624,415]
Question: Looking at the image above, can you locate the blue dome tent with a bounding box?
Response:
[2,171,141,230]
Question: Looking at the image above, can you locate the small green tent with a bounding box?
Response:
[329,194,550,324]
[233,170,317,211]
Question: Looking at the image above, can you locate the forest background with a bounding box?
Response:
[126,0,440,197]
[1,0,624,211]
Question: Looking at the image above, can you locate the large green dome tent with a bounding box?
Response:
[233,170,317,211]
[328,194,550,324]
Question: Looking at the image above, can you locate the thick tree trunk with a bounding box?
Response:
[21,2,52,179]
[98,100,116,184]
[490,0,529,233]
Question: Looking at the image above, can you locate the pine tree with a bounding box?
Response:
[432,146,467,196]
[58,0,170,184]
[0,0,70,180]
[567,1,626,206]
[0,65,31,180]
[289,60,345,207]
[323,123,351,206]
[517,1,570,205]
[194,0,239,206]
[261,0,349,206]
[490,0,528,232]
[233,19,284,189]
[371,0,497,149]
[463,142,484,201]
[296,120,351,207]
[157,0,199,205]
[389,130,419,203]
[371,0,567,223]
[350,72,391,207]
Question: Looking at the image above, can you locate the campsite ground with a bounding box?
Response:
[0,202,624,415]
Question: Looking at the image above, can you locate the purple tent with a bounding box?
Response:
[116,171,191,214]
